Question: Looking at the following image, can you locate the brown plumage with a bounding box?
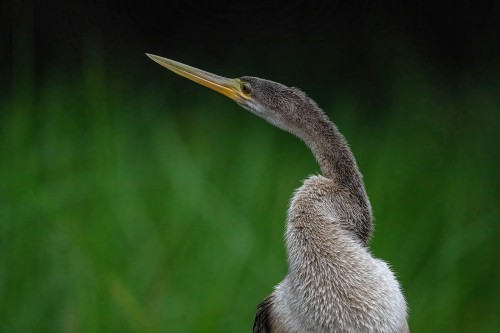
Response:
[146,54,409,333]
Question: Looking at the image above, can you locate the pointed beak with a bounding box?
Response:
[146,53,247,102]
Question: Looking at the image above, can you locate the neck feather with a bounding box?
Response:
[303,117,364,193]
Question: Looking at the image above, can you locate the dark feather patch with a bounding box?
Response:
[253,295,275,333]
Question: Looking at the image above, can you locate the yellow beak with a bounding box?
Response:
[146,53,247,102]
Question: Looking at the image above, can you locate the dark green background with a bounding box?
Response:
[1,1,498,332]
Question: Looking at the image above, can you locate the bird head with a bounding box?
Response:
[146,54,324,139]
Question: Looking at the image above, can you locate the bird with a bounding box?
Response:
[146,53,409,333]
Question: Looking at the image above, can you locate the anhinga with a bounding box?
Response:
[147,53,409,333]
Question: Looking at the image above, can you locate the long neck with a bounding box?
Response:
[299,115,373,243]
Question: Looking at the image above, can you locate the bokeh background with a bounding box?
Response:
[1,1,499,332]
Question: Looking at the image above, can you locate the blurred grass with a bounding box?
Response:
[1,44,499,333]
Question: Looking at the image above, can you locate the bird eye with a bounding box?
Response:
[241,82,252,95]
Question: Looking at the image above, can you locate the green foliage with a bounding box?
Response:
[0,51,498,333]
